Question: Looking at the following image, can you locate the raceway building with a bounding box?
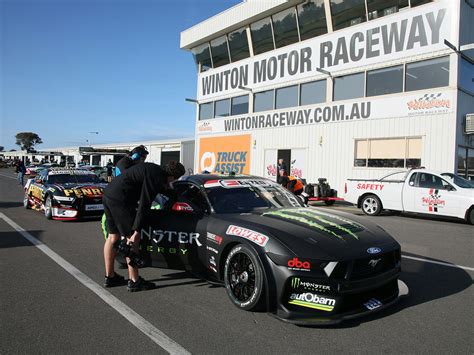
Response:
[181,0,474,192]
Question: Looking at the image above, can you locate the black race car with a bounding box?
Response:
[127,175,408,325]
[24,168,107,220]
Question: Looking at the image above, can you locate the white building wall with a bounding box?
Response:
[181,140,196,174]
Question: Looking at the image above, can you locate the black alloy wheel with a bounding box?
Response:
[44,196,53,219]
[224,244,265,311]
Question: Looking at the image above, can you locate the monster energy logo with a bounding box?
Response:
[291,277,331,292]
[263,208,363,241]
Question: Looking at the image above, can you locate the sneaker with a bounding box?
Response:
[104,273,127,288]
[127,277,156,292]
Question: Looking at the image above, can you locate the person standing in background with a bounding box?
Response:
[15,160,26,186]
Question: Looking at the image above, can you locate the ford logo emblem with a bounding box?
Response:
[367,247,382,254]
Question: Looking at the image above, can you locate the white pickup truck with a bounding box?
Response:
[345,169,474,224]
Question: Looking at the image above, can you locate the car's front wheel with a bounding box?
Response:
[467,207,474,225]
[224,244,265,311]
[361,194,382,216]
[44,196,53,219]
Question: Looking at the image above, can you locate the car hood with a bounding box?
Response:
[216,207,399,260]
[47,183,107,197]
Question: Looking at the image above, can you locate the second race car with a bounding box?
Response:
[123,174,408,325]
[24,168,107,220]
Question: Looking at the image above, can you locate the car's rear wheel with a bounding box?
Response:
[361,194,382,216]
[23,194,31,209]
[44,196,53,219]
[224,244,265,311]
[467,207,474,225]
[324,200,335,206]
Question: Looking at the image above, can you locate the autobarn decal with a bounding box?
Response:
[422,189,446,212]
[141,228,202,247]
[289,293,336,312]
[226,225,269,247]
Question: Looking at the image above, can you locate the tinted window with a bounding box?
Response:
[228,27,250,62]
[231,95,249,115]
[367,0,408,20]
[276,85,298,109]
[250,18,274,55]
[215,99,230,117]
[405,57,450,92]
[417,173,451,190]
[366,65,403,97]
[411,0,432,7]
[297,0,327,41]
[334,72,365,101]
[199,102,213,120]
[330,0,367,31]
[205,181,302,213]
[254,90,274,112]
[272,7,299,49]
[48,174,99,184]
[210,36,230,68]
[192,43,212,72]
[300,80,326,105]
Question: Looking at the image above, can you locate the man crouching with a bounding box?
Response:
[102,161,185,292]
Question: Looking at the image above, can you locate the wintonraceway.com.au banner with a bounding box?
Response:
[196,90,455,135]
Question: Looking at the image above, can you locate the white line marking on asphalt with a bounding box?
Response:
[0,212,191,355]
[0,172,17,180]
[402,255,474,272]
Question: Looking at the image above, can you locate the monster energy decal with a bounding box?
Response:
[263,208,363,241]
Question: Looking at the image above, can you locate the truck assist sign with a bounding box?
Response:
[198,135,251,174]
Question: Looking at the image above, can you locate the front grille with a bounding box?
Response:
[349,251,399,280]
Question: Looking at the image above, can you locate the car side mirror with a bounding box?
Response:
[171,202,195,214]
[446,185,455,191]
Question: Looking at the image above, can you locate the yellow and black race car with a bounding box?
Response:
[23,168,107,220]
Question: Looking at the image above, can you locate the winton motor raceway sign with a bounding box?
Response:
[197,1,452,101]
[198,135,251,174]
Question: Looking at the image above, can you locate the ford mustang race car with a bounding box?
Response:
[24,168,107,220]
[129,175,408,325]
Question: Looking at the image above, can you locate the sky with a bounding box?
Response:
[0,0,241,150]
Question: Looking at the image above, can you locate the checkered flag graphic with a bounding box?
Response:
[419,93,442,101]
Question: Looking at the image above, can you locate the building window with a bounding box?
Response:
[366,65,403,97]
[459,58,474,94]
[330,0,367,31]
[192,43,212,73]
[199,102,214,120]
[250,18,275,56]
[458,146,474,180]
[367,0,408,20]
[276,85,298,109]
[300,80,326,106]
[272,7,299,49]
[334,72,365,101]
[355,137,422,168]
[210,36,230,68]
[231,95,249,116]
[410,0,432,7]
[228,27,250,62]
[405,56,450,92]
[215,98,230,117]
[254,90,274,112]
[297,0,327,41]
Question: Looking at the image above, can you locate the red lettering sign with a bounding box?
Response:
[287,257,311,270]
[226,225,269,246]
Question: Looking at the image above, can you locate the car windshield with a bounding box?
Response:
[441,173,474,188]
[205,179,303,213]
[48,173,100,184]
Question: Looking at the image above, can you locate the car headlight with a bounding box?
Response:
[54,196,75,202]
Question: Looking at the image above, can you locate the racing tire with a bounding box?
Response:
[23,194,31,209]
[44,196,53,220]
[224,244,265,311]
[324,200,335,206]
[467,207,474,225]
[361,194,382,216]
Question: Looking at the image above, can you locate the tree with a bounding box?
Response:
[15,132,43,152]
[0,146,4,152]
